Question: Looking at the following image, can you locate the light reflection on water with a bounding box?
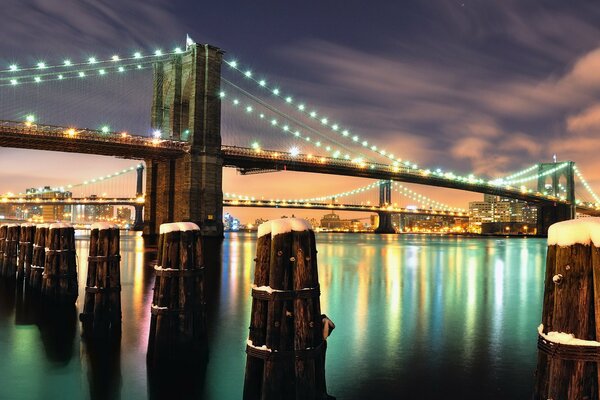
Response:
[0,232,546,399]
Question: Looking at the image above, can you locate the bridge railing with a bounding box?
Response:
[0,120,189,151]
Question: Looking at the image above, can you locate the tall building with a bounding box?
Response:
[469,195,537,234]
[84,195,114,222]
[116,207,133,223]
[24,186,73,222]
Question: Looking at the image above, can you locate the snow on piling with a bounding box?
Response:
[547,217,600,247]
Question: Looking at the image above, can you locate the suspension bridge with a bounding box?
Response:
[1,39,599,239]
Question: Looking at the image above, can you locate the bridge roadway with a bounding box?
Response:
[1,120,599,216]
[0,197,467,218]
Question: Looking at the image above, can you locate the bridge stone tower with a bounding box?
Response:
[375,180,395,234]
[144,43,224,241]
[536,161,576,235]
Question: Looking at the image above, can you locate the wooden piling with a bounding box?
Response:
[80,223,121,339]
[534,219,600,399]
[29,224,49,290]
[41,223,78,303]
[0,224,7,275]
[18,224,36,280]
[243,218,335,400]
[1,224,20,279]
[147,222,206,367]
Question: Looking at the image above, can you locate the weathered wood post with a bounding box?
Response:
[41,223,78,303]
[534,218,600,399]
[1,224,20,279]
[243,218,335,400]
[18,224,36,280]
[80,223,122,339]
[147,222,206,367]
[29,224,49,290]
[0,224,7,275]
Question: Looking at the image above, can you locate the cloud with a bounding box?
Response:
[567,103,600,134]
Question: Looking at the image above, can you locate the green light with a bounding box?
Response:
[298,104,305,111]
[79,71,86,77]
[134,52,142,59]
[64,59,72,66]
[229,60,238,68]
[219,91,225,97]
[251,142,260,149]
[233,99,239,105]
[285,97,292,103]
[273,88,280,95]
[118,66,125,72]
[154,50,163,56]
[25,115,35,123]
[9,64,18,71]
[37,62,46,69]
[10,79,17,85]
[34,77,41,83]
[244,70,252,77]
[111,55,120,61]
[99,69,106,75]
[174,47,183,54]
[259,80,266,86]
[246,106,253,112]
[137,65,142,69]
[88,57,97,64]
[101,126,110,133]
[58,74,64,80]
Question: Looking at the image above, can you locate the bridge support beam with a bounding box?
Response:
[144,43,224,243]
[375,212,396,234]
[536,203,575,236]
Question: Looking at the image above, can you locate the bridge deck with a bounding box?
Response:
[0,120,189,159]
[1,120,599,216]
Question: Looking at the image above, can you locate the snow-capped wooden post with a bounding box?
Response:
[147,222,206,367]
[41,223,78,303]
[534,218,600,399]
[80,223,121,339]
[17,224,36,280]
[243,218,335,400]
[1,224,20,279]
[28,224,48,289]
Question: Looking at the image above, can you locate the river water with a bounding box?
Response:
[0,232,546,399]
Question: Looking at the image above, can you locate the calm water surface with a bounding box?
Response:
[0,232,546,399]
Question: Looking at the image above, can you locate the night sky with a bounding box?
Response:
[2,0,600,222]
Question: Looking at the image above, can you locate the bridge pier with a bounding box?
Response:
[374,180,395,234]
[536,203,575,236]
[374,212,396,234]
[143,43,224,244]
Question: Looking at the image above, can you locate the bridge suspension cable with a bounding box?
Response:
[225,179,463,212]
[221,78,368,164]
[223,58,419,168]
[13,164,141,196]
[495,163,569,186]
[1,48,188,87]
[574,165,600,205]
[491,164,538,185]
